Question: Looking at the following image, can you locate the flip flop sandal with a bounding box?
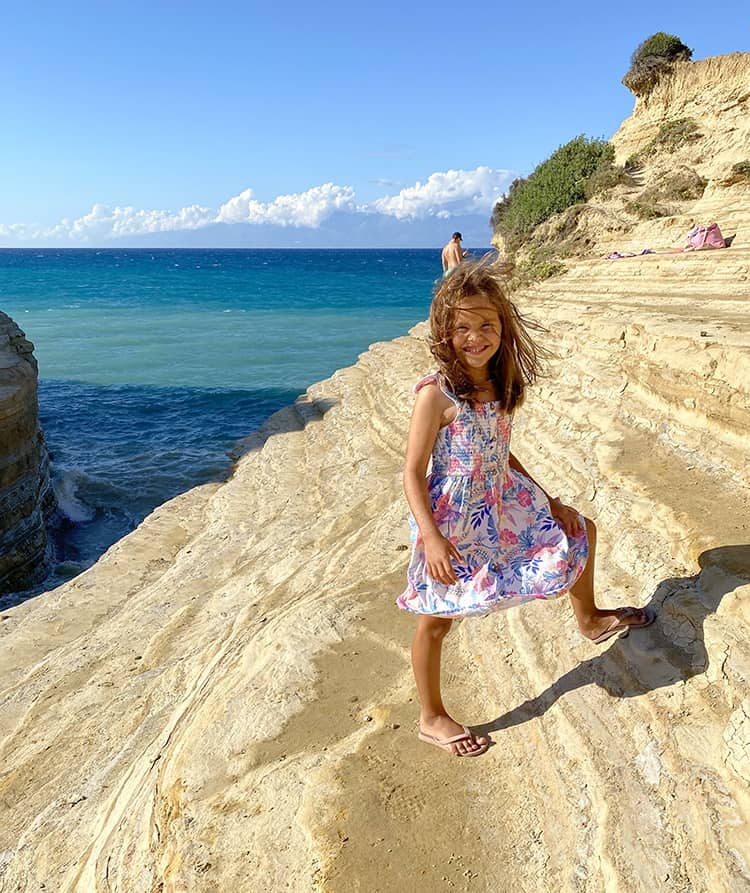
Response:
[417,725,488,757]
[591,606,657,644]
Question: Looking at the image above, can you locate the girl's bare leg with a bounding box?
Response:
[567,517,652,638]
[412,615,487,754]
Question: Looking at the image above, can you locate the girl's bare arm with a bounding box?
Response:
[403,385,461,584]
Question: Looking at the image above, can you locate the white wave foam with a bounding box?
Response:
[53,470,96,523]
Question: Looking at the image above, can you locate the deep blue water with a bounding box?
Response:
[0,248,441,586]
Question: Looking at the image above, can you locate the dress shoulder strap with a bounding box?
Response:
[413,372,439,394]
[414,372,462,409]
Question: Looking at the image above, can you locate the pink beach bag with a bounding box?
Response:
[687,223,726,250]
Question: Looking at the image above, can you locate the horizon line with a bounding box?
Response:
[0,245,498,252]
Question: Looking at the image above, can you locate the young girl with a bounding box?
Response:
[397,258,655,757]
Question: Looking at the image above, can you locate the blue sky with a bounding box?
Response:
[1,0,747,247]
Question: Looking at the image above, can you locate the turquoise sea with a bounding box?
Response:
[0,248,442,587]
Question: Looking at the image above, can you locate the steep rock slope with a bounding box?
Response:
[608,53,750,252]
[499,53,750,262]
[0,246,749,891]
[0,312,55,593]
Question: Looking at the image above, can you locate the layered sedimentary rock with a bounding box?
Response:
[608,53,750,252]
[612,53,750,178]
[0,244,749,891]
[497,53,750,260]
[0,312,55,593]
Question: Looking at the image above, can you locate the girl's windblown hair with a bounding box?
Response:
[429,255,550,412]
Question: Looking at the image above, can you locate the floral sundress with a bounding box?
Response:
[397,373,589,618]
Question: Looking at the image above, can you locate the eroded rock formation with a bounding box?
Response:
[0,243,749,889]
[608,53,750,251]
[0,312,55,594]
[495,53,750,261]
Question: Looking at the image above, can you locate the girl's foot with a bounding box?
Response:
[580,606,656,644]
[418,714,488,756]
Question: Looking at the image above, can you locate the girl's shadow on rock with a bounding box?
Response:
[475,544,750,736]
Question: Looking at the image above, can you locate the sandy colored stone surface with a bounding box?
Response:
[607,53,750,255]
[1,241,750,892]
[0,313,55,592]
[497,53,750,262]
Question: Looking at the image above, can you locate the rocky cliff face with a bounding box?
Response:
[0,312,56,593]
[607,52,750,251]
[497,53,750,260]
[0,244,749,889]
[611,53,750,177]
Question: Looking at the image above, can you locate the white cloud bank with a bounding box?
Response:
[0,203,214,242]
[216,183,357,227]
[0,166,514,244]
[372,166,509,220]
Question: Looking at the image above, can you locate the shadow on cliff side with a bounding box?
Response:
[4,380,337,607]
[475,545,750,734]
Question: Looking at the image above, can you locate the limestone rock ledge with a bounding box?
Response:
[0,251,749,892]
[0,312,56,593]
[493,53,750,260]
[609,53,750,253]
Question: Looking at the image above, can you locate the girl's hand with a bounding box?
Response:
[549,497,583,538]
[423,533,461,585]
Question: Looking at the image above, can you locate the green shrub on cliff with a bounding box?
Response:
[508,245,568,291]
[625,168,706,219]
[490,176,526,234]
[622,32,692,95]
[661,169,707,201]
[624,199,670,220]
[626,118,702,168]
[491,135,614,253]
[584,162,631,199]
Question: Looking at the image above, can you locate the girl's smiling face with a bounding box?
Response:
[450,294,502,374]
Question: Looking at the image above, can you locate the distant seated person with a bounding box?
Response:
[441,232,469,277]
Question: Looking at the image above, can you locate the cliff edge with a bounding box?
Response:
[607,52,750,252]
[493,52,750,263]
[0,312,55,594]
[0,242,749,889]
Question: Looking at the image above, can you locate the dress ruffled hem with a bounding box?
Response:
[396,581,575,618]
[396,535,587,617]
